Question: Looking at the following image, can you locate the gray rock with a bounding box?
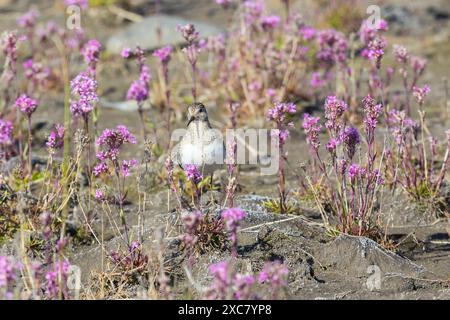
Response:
[106,14,224,54]
[316,235,426,278]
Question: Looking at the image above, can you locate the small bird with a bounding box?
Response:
[171,103,225,177]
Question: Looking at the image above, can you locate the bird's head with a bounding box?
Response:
[187,102,209,126]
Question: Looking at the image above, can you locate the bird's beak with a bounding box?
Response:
[187,116,195,127]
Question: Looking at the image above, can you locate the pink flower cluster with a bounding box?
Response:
[302,113,322,151]
[152,46,173,64]
[362,94,383,131]
[215,0,233,9]
[16,9,39,29]
[184,164,203,184]
[339,126,360,160]
[178,24,199,44]
[258,260,289,288]
[46,124,65,151]
[70,72,98,118]
[127,65,151,102]
[124,47,151,103]
[267,102,296,145]
[413,85,430,106]
[261,15,280,30]
[324,96,348,134]
[15,94,37,117]
[94,125,137,177]
[0,119,13,145]
[23,59,50,87]
[45,260,71,299]
[205,261,255,300]
[205,259,289,300]
[180,210,203,248]
[316,29,348,67]
[244,0,264,26]
[221,208,246,256]
[1,32,19,86]
[81,39,102,76]
[64,0,89,9]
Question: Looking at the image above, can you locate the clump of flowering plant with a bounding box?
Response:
[15,94,38,181]
[302,95,385,237]
[94,125,138,246]
[266,102,296,214]
[180,210,226,263]
[109,241,149,284]
[386,98,450,209]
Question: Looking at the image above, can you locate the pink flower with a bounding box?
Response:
[339,127,360,160]
[302,113,322,151]
[410,56,427,76]
[413,85,430,106]
[326,138,337,154]
[258,260,289,289]
[310,72,327,88]
[393,45,409,63]
[97,125,137,150]
[46,124,65,151]
[221,208,246,256]
[152,46,173,64]
[95,189,105,201]
[0,119,13,145]
[221,207,246,222]
[121,47,131,58]
[359,18,388,45]
[93,162,109,177]
[316,29,348,66]
[266,102,296,123]
[324,96,348,133]
[261,15,280,30]
[64,0,89,9]
[81,39,102,75]
[184,164,203,183]
[348,163,363,180]
[244,0,264,25]
[0,256,18,288]
[15,94,37,117]
[17,9,39,28]
[362,95,383,130]
[366,36,387,68]
[177,24,199,44]
[121,159,138,177]
[215,0,233,9]
[300,26,316,41]
[127,65,151,103]
[70,72,98,117]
